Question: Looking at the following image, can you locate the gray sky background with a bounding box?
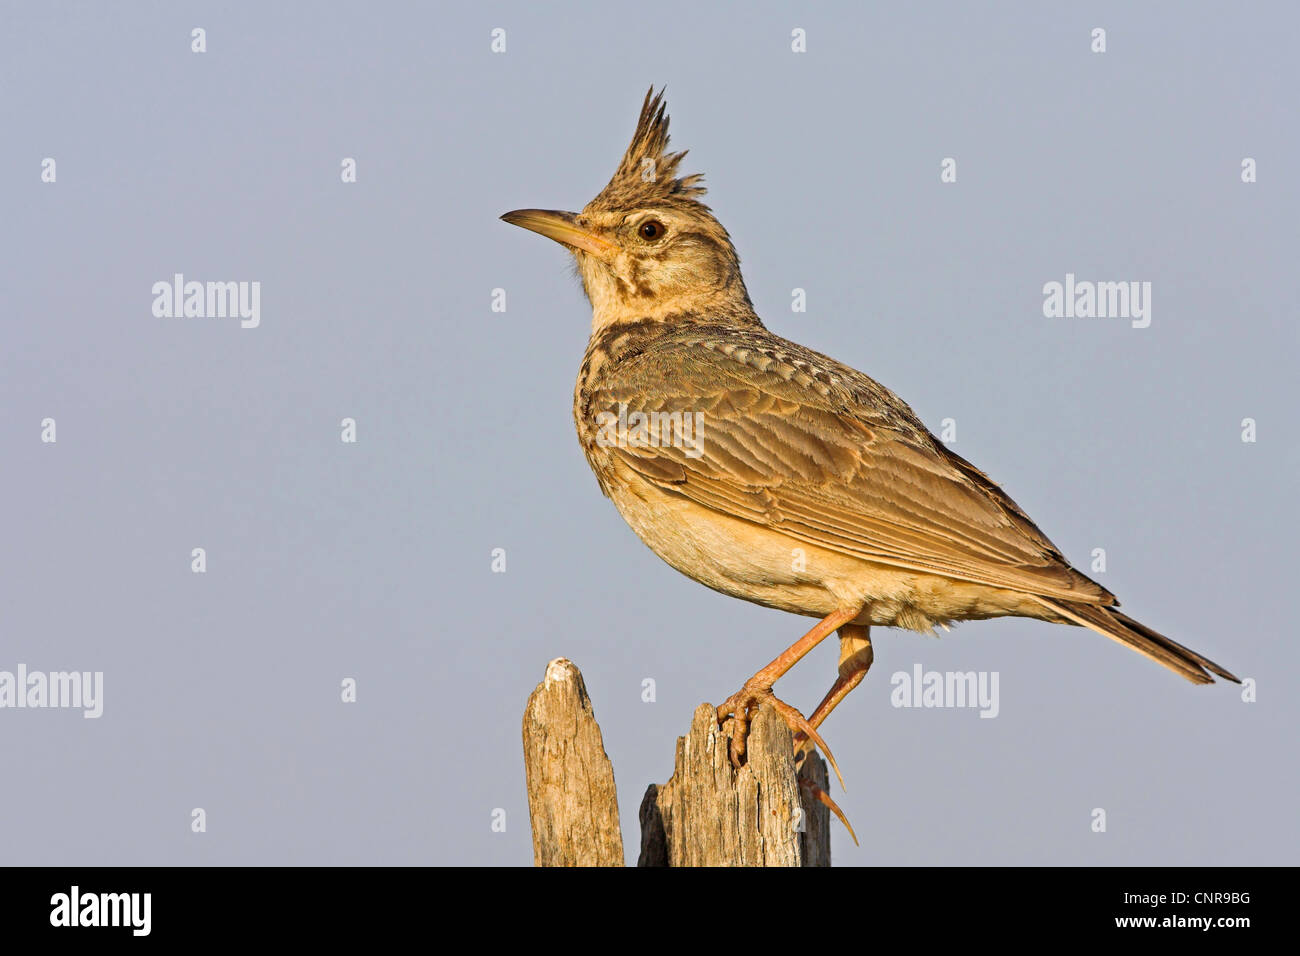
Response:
[2,1,1296,866]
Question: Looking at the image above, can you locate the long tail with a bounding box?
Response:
[1031,597,1239,685]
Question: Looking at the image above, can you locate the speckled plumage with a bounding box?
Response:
[502,88,1236,779]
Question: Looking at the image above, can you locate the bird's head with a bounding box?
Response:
[502,88,756,333]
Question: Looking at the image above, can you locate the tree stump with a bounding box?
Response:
[522,659,831,866]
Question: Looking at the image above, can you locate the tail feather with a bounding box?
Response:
[1031,597,1239,685]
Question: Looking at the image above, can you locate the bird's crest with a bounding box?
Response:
[589,87,707,211]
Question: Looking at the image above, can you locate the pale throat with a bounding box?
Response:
[578,255,753,334]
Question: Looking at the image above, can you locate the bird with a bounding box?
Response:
[500,88,1238,819]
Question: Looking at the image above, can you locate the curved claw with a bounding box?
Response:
[765,696,845,793]
[799,775,859,846]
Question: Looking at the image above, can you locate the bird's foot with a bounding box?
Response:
[716,682,845,792]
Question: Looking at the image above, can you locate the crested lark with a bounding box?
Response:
[502,89,1238,799]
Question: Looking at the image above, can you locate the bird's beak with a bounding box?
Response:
[499,208,615,258]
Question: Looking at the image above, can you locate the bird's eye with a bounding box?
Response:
[638,219,666,241]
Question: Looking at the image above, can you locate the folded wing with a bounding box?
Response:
[586,330,1114,605]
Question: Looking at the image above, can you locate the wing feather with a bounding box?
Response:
[587,330,1112,604]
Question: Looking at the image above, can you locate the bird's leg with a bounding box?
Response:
[717,607,859,789]
[787,625,873,846]
[794,624,873,770]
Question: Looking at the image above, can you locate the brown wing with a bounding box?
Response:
[586,330,1113,605]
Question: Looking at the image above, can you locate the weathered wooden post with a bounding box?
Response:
[522,658,831,867]
[522,658,624,866]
